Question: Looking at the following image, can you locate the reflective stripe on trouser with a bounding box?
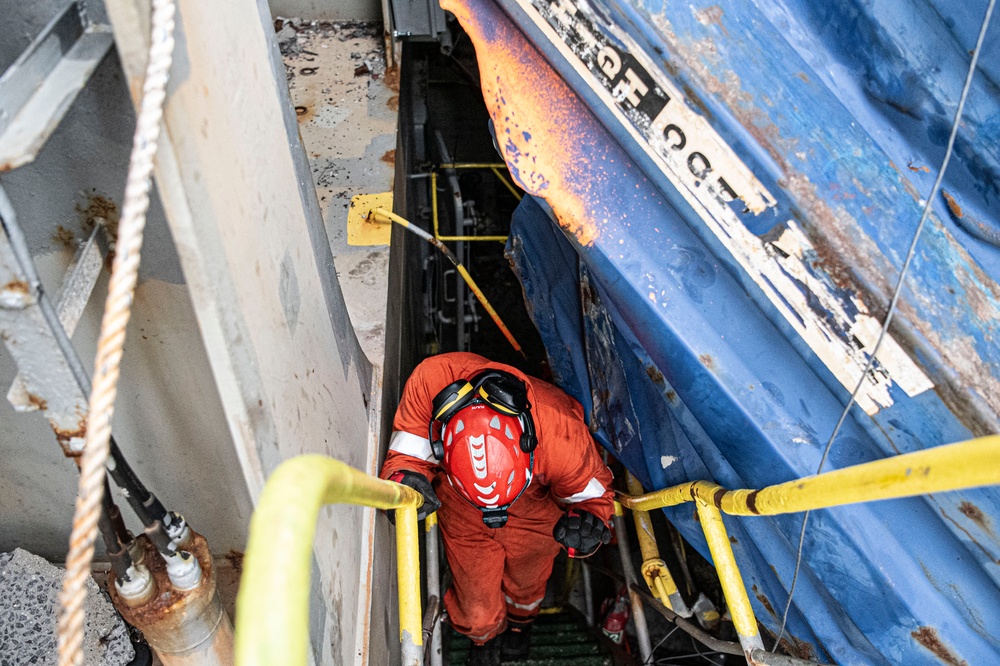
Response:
[438,480,561,643]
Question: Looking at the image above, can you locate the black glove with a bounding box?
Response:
[553,508,611,558]
[387,470,441,523]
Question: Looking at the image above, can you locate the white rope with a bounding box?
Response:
[57,1,176,664]
[773,0,995,650]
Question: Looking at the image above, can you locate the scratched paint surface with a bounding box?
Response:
[447,0,1000,662]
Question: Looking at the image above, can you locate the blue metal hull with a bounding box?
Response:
[440,0,1000,662]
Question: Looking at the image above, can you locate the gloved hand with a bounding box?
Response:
[387,470,441,523]
[553,508,611,558]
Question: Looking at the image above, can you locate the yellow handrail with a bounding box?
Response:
[618,435,1000,662]
[234,455,424,666]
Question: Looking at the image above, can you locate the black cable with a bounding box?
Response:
[100,478,134,581]
[107,436,168,526]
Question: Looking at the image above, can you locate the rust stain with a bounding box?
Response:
[2,280,30,295]
[777,635,817,661]
[52,225,77,249]
[940,508,1000,564]
[699,353,714,369]
[27,393,48,411]
[796,71,810,83]
[942,190,963,218]
[295,105,315,123]
[386,95,399,111]
[77,193,119,238]
[440,0,601,245]
[383,65,400,92]
[665,389,678,403]
[645,364,665,385]
[958,501,992,534]
[77,193,120,267]
[751,585,776,618]
[380,149,396,165]
[52,418,86,458]
[110,532,218,636]
[224,549,244,576]
[908,161,931,173]
[911,627,968,666]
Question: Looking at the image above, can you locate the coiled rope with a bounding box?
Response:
[57,1,176,664]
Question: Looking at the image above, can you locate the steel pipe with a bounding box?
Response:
[612,501,652,662]
[425,513,443,666]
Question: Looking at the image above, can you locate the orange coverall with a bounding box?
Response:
[380,352,614,643]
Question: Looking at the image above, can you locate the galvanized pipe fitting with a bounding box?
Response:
[109,530,233,666]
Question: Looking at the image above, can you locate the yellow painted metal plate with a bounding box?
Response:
[348,192,393,246]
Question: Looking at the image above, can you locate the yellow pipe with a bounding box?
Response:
[432,171,439,240]
[373,208,526,359]
[234,455,423,666]
[621,436,1000,516]
[396,503,423,661]
[435,234,509,242]
[625,473,684,609]
[439,162,507,169]
[431,170,508,242]
[616,436,1000,662]
[490,167,523,201]
[695,501,763,655]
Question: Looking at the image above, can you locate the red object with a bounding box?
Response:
[600,585,631,645]
[441,403,530,511]
[380,353,615,642]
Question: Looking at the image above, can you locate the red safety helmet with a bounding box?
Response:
[440,402,533,528]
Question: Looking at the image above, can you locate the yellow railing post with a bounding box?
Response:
[624,472,690,616]
[233,455,423,666]
[396,504,423,664]
[695,498,764,661]
[617,436,1000,665]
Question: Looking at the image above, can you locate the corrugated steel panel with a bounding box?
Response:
[442,0,1000,662]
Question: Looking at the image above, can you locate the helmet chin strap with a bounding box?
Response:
[474,451,534,528]
[480,509,509,528]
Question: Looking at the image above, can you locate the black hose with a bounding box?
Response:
[106,438,177,556]
[100,478,134,581]
[107,436,169,525]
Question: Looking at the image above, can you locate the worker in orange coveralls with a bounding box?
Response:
[381,352,614,666]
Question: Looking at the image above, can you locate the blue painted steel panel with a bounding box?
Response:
[442,0,1000,662]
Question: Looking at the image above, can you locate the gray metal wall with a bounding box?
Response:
[0,0,252,558]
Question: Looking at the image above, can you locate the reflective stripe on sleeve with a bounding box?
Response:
[556,476,606,503]
[389,430,434,461]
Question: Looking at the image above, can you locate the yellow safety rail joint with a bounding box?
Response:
[618,435,1000,665]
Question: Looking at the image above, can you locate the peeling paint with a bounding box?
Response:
[495,0,935,415]
[509,0,776,215]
